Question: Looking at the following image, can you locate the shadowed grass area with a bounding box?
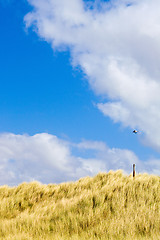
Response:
[0,170,160,239]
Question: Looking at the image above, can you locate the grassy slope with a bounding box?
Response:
[0,170,160,240]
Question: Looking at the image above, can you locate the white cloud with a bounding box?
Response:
[0,133,85,186]
[0,133,158,186]
[76,140,140,174]
[25,0,160,151]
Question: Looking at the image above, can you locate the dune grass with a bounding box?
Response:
[0,170,160,239]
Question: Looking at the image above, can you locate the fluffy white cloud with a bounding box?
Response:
[0,133,78,185]
[25,0,160,150]
[0,133,83,186]
[0,133,158,186]
[76,140,140,174]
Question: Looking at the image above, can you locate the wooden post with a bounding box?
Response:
[133,164,135,178]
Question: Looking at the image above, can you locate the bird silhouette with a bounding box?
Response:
[133,130,138,134]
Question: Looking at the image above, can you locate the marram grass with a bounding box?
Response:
[0,171,160,239]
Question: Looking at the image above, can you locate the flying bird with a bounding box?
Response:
[133,130,138,134]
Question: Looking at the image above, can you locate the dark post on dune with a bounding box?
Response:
[133,164,136,178]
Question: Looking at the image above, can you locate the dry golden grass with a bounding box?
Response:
[0,170,160,239]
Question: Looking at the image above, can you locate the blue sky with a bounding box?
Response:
[0,0,160,185]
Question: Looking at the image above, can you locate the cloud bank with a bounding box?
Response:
[0,132,159,186]
[25,0,160,151]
